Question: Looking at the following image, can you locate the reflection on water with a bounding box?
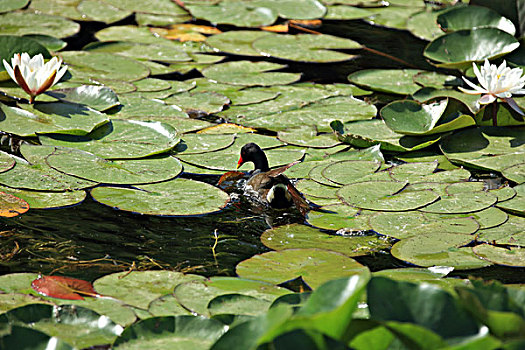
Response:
[0,194,279,280]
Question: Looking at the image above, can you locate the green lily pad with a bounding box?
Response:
[0,12,80,38]
[437,6,515,35]
[325,5,372,20]
[307,204,374,232]
[207,294,271,316]
[148,294,193,317]
[369,211,479,239]
[113,315,227,350]
[132,78,172,92]
[332,119,440,152]
[202,61,301,86]
[502,163,525,184]
[77,0,133,24]
[90,178,230,216]
[381,99,475,135]
[60,51,150,82]
[94,25,172,45]
[295,179,339,198]
[0,149,96,191]
[177,147,303,171]
[84,41,191,63]
[338,181,440,212]
[0,151,14,173]
[420,191,497,214]
[388,162,438,182]
[440,127,525,172]
[164,91,230,115]
[0,35,50,74]
[173,277,290,317]
[406,9,447,41]
[0,326,73,350]
[490,185,516,202]
[93,271,205,310]
[277,125,340,149]
[246,96,376,132]
[261,223,390,256]
[99,0,187,15]
[1,304,122,349]
[321,160,381,185]
[391,233,491,270]
[425,206,508,230]
[0,102,109,137]
[111,95,188,119]
[39,119,180,159]
[29,0,83,20]
[225,87,280,106]
[395,151,458,171]
[423,28,520,69]
[236,248,369,289]
[46,148,182,185]
[412,87,480,115]
[348,69,424,95]
[473,245,525,267]
[45,85,120,112]
[0,185,86,209]
[496,184,524,215]
[477,214,525,245]
[129,116,212,134]
[205,31,270,56]
[252,33,360,63]
[0,0,28,13]
[176,134,235,155]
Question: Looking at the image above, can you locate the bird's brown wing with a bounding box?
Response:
[287,182,310,216]
[265,161,300,178]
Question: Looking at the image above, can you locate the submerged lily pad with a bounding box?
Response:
[252,33,360,62]
[261,223,389,256]
[0,191,29,217]
[39,119,180,159]
[236,248,368,289]
[202,61,301,86]
[473,245,525,267]
[90,178,230,216]
[46,148,182,185]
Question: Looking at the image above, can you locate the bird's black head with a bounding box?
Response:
[237,143,269,171]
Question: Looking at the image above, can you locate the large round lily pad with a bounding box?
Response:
[277,125,341,149]
[437,6,516,35]
[321,160,381,185]
[252,33,360,62]
[206,31,270,56]
[90,178,230,216]
[424,28,520,69]
[236,248,369,289]
[419,191,497,214]
[39,119,180,159]
[0,12,80,38]
[0,149,97,191]
[176,134,235,155]
[46,148,182,184]
[0,185,85,209]
[391,233,491,270]
[348,69,424,95]
[261,223,390,257]
[473,244,525,267]
[338,181,440,211]
[0,103,109,137]
[369,211,479,239]
[202,61,301,86]
[496,184,524,216]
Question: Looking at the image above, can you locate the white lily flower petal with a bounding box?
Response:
[461,76,487,93]
[2,59,16,83]
[503,97,525,116]
[478,94,496,104]
[54,65,68,85]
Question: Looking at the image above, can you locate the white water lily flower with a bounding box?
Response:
[2,53,68,103]
[459,59,525,116]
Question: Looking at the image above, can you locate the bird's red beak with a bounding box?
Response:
[236,156,244,169]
